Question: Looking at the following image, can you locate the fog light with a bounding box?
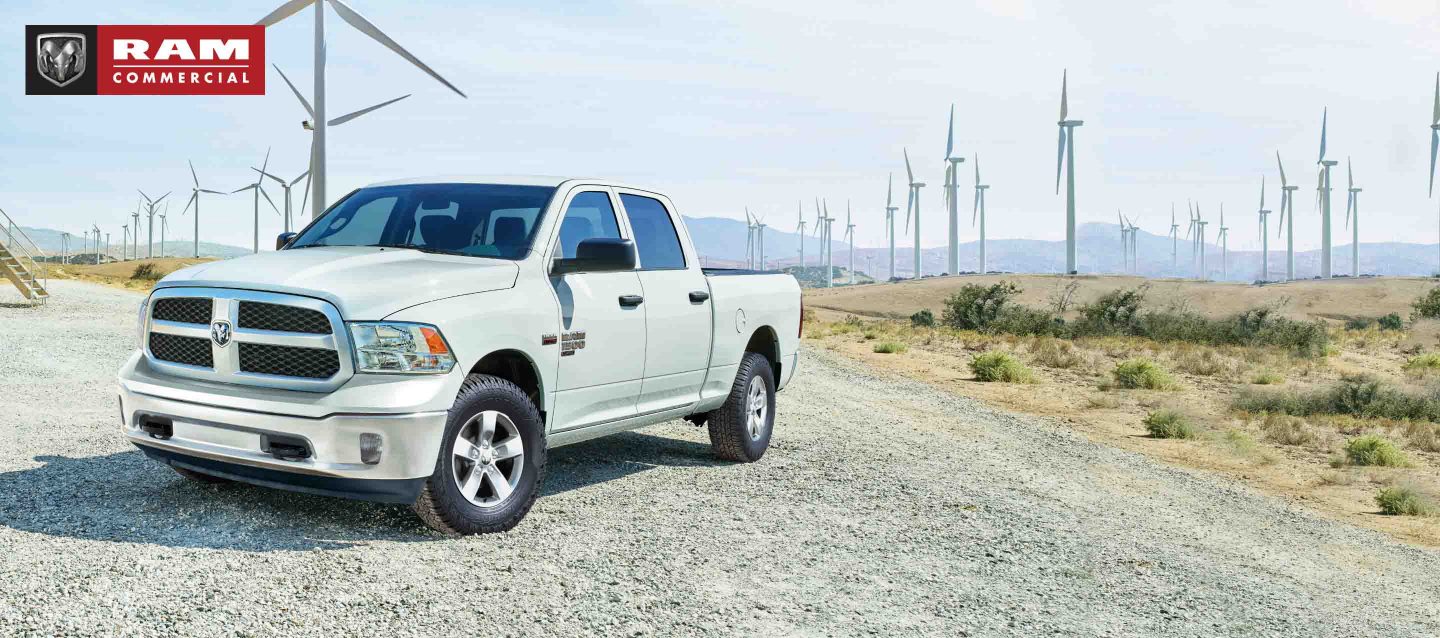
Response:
[359,433,384,465]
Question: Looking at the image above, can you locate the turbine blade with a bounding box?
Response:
[260,185,281,215]
[1055,127,1066,194]
[885,173,893,209]
[1345,192,1353,228]
[1059,69,1068,121]
[904,188,914,234]
[1433,71,1440,126]
[1347,157,1353,190]
[260,147,271,175]
[328,94,410,126]
[256,0,314,27]
[1259,175,1265,210]
[1431,130,1438,197]
[188,160,199,187]
[326,0,468,98]
[253,167,285,184]
[199,189,227,195]
[181,192,197,216]
[974,153,980,185]
[1276,151,1288,187]
[903,148,914,183]
[272,64,315,117]
[1318,107,1328,163]
[945,104,955,159]
[292,169,310,184]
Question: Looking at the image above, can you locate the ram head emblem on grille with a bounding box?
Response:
[36,33,86,87]
[210,320,233,348]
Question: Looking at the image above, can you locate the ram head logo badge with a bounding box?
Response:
[36,33,86,88]
[210,320,233,348]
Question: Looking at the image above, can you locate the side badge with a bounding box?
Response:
[560,330,587,356]
[541,334,558,346]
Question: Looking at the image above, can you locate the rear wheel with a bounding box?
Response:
[707,352,776,462]
[412,374,546,535]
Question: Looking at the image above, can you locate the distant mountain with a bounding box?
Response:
[683,215,851,267]
[17,226,251,259]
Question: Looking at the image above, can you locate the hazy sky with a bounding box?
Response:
[4,0,1440,253]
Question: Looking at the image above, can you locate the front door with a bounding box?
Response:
[619,191,713,415]
[548,189,647,431]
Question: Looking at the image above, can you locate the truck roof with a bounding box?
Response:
[366,175,609,189]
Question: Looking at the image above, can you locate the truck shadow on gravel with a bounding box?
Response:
[0,432,724,551]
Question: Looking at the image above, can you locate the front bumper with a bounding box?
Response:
[119,352,452,501]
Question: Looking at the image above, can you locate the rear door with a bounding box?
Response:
[617,190,713,414]
[546,188,647,431]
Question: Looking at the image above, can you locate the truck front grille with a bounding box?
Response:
[149,332,214,368]
[238,343,340,379]
[152,297,212,325]
[238,301,331,334]
[144,289,352,392]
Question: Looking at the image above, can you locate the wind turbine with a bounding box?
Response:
[743,208,756,270]
[1168,204,1179,272]
[232,149,282,253]
[180,160,227,258]
[823,199,835,287]
[844,201,856,284]
[257,0,466,220]
[1429,73,1440,273]
[884,174,898,281]
[92,225,102,264]
[1185,204,1199,278]
[1276,152,1297,280]
[903,148,926,280]
[1316,108,1337,278]
[1345,158,1362,277]
[1196,206,1209,280]
[813,199,826,285]
[254,166,311,234]
[795,201,807,270]
[756,212,768,270]
[121,224,130,261]
[973,155,989,274]
[1218,205,1229,280]
[137,190,170,259]
[158,203,169,258]
[59,232,69,265]
[1117,211,1130,273]
[1127,216,1139,274]
[942,104,965,275]
[130,201,141,261]
[1257,177,1271,282]
[1055,70,1084,274]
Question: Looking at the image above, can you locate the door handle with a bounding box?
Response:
[688,290,710,303]
[619,294,645,307]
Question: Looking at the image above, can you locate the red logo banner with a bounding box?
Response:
[95,25,265,95]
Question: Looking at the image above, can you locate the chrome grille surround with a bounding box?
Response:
[144,287,354,393]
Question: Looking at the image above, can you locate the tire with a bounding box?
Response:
[412,374,547,536]
[707,352,776,463]
[172,466,231,484]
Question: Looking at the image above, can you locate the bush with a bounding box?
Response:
[942,282,1021,331]
[969,352,1034,383]
[1261,414,1314,446]
[1174,347,1229,377]
[1251,370,1284,385]
[1344,317,1374,331]
[1143,410,1196,439]
[1073,287,1146,336]
[1234,375,1440,423]
[872,341,907,354]
[131,263,161,280]
[909,309,935,327]
[1030,337,1082,369]
[1111,358,1178,390]
[1376,486,1434,516]
[1412,287,1440,320]
[1379,313,1405,331]
[1343,435,1410,467]
[1402,353,1440,377]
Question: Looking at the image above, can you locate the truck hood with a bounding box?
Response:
[156,246,520,319]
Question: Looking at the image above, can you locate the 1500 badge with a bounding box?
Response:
[544,330,587,356]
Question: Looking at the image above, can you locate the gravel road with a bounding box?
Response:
[1,281,1438,637]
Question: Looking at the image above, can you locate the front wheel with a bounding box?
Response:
[412,374,546,535]
[706,352,776,462]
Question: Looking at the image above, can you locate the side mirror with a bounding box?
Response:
[275,232,298,251]
[552,238,637,275]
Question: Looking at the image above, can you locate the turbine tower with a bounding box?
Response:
[1218,206,1229,280]
[121,224,130,261]
[181,160,227,258]
[1276,152,1297,280]
[1316,108,1337,278]
[884,174,898,281]
[232,149,281,253]
[1257,177,1271,282]
[257,0,466,220]
[158,203,169,258]
[743,207,756,270]
[823,199,835,286]
[1127,216,1139,274]
[942,105,965,275]
[130,201,141,262]
[1197,207,1209,280]
[973,155,989,274]
[137,190,170,259]
[1345,158,1362,277]
[795,200,807,270]
[903,148,926,280]
[756,212,768,270]
[1117,211,1130,273]
[1429,73,1440,273]
[1168,204,1179,272]
[844,202,856,284]
[813,199,826,285]
[1055,70,1084,274]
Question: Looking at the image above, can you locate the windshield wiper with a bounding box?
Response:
[368,242,463,256]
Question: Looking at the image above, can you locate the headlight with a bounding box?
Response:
[349,322,457,374]
[137,296,150,347]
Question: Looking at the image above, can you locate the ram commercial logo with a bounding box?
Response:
[26,25,264,96]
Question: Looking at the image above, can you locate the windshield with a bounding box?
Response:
[288,183,556,259]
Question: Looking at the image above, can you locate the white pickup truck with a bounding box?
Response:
[117,177,801,534]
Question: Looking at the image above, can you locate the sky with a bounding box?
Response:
[3,0,1440,254]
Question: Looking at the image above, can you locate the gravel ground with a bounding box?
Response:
[1,280,1439,636]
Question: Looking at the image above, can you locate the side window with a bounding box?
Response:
[621,194,686,270]
[557,191,622,259]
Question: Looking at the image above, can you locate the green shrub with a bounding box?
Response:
[1143,410,1196,439]
[969,352,1034,383]
[1379,313,1405,331]
[1251,370,1284,385]
[1412,287,1440,320]
[1402,353,1440,377]
[1030,337,1082,369]
[1111,358,1178,390]
[872,341,907,354]
[1345,316,1374,331]
[1073,287,1146,336]
[1234,375,1440,423]
[1343,435,1410,467]
[131,263,161,280]
[909,309,935,327]
[1376,486,1434,516]
[942,282,1021,331]
[1261,414,1315,446]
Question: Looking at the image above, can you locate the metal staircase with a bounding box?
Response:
[0,209,49,304]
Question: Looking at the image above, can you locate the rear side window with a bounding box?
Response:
[621,194,686,270]
[557,191,623,259]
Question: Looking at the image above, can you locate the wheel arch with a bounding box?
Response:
[744,325,781,381]
[468,349,544,418]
